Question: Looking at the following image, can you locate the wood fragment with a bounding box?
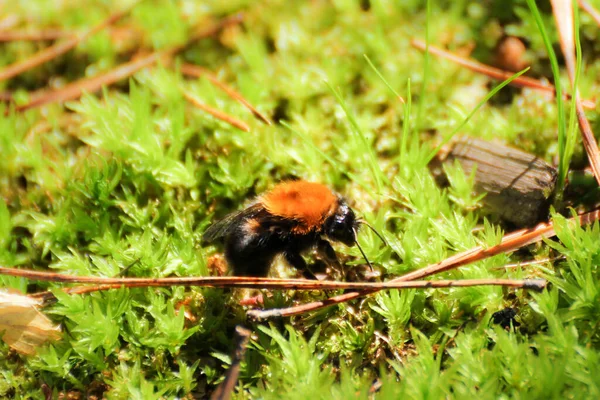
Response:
[0,291,61,354]
[435,136,557,227]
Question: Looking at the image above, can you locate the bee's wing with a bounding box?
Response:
[202,203,266,242]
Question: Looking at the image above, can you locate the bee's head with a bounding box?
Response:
[324,199,358,246]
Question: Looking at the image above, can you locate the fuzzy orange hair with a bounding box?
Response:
[262,181,338,232]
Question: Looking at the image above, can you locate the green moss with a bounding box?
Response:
[0,0,599,398]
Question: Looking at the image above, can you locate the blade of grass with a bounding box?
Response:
[325,82,386,192]
[527,0,568,204]
[401,80,412,168]
[551,0,575,201]
[362,55,412,168]
[415,0,431,129]
[560,0,584,201]
[424,67,530,166]
[363,55,405,104]
[280,120,367,189]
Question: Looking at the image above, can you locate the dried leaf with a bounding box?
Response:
[0,290,61,355]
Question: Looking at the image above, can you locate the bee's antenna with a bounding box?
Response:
[358,219,388,246]
[353,227,374,272]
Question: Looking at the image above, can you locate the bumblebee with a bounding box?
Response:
[203,181,379,276]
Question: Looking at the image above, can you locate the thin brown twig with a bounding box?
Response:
[31,284,119,301]
[552,1,600,186]
[0,29,72,42]
[552,0,575,78]
[15,51,168,113]
[181,63,272,125]
[247,208,600,319]
[183,92,251,132]
[579,0,600,27]
[492,255,565,270]
[0,9,129,82]
[575,102,600,185]
[0,267,543,292]
[0,15,20,31]
[10,14,244,114]
[210,326,252,400]
[410,39,595,109]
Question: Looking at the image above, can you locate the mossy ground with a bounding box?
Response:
[1,0,600,398]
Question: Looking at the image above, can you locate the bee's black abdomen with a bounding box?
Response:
[223,217,317,276]
[225,239,278,277]
[224,224,282,276]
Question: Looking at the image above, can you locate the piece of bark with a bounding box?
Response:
[434,136,557,227]
[0,290,61,354]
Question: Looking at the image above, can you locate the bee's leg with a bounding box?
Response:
[284,251,307,271]
[317,239,347,281]
[284,251,317,279]
[316,239,340,267]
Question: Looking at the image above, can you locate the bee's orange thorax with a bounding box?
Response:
[262,181,338,233]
